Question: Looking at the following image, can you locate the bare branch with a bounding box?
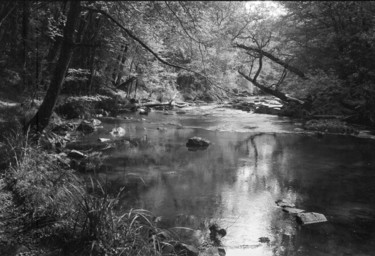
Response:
[0,3,16,28]
[253,55,263,82]
[235,43,308,79]
[164,1,201,44]
[231,19,252,41]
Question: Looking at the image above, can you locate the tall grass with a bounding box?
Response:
[65,179,177,256]
[0,130,180,256]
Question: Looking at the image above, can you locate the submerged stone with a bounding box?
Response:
[186,137,210,148]
[297,212,327,225]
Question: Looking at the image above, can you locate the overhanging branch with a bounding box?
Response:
[238,70,304,104]
[83,6,233,96]
[235,43,308,80]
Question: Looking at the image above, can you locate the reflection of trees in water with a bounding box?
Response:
[232,133,303,254]
[234,132,291,193]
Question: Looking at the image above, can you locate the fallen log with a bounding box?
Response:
[137,100,189,108]
[173,102,189,108]
[138,101,173,108]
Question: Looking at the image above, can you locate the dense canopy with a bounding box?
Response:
[0,1,374,130]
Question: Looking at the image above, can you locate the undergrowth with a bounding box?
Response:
[0,130,180,256]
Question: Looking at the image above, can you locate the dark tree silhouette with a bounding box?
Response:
[26,1,81,136]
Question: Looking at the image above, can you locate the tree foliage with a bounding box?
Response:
[0,1,375,129]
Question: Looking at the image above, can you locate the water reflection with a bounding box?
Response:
[85,110,375,256]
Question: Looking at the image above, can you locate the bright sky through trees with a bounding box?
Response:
[245,1,287,17]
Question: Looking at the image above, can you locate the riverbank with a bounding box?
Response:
[1,91,375,256]
[0,94,232,256]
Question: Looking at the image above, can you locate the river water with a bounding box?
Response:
[81,105,375,256]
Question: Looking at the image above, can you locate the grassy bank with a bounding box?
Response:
[0,128,182,256]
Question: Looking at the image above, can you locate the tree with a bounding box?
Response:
[26,1,81,135]
[278,1,375,124]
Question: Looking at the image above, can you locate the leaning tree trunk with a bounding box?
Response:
[235,43,308,80]
[26,1,81,136]
[238,70,304,105]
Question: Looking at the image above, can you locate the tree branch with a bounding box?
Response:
[83,6,233,96]
[164,1,201,44]
[0,3,16,29]
[234,43,308,80]
[238,70,304,104]
[253,55,262,82]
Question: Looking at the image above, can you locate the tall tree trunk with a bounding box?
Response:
[115,45,128,86]
[26,1,81,135]
[87,46,97,95]
[112,44,126,86]
[86,15,101,94]
[22,0,30,92]
[43,2,69,89]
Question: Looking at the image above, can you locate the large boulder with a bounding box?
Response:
[186,137,210,148]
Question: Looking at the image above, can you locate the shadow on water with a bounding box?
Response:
[82,108,375,256]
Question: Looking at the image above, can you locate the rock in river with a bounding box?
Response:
[275,199,295,208]
[186,137,210,148]
[297,212,327,225]
[98,138,110,143]
[110,127,126,137]
[139,108,149,115]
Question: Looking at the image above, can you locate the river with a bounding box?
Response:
[80,104,375,256]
